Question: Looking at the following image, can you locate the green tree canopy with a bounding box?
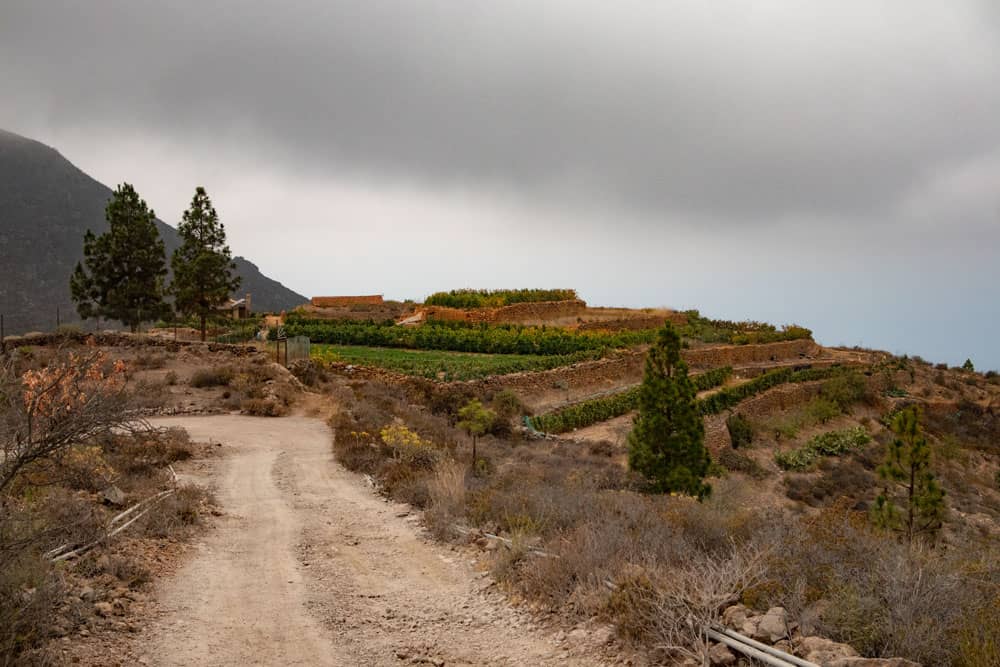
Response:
[871,406,946,544]
[962,358,975,372]
[628,323,711,499]
[70,183,169,331]
[457,398,495,474]
[171,186,240,340]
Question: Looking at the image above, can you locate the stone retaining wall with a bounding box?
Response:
[1,331,259,357]
[424,300,588,324]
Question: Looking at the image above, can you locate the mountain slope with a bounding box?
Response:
[0,129,306,333]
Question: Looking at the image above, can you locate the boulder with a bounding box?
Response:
[709,642,737,666]
[798,636,859,664]
[102,484,128,507]
[754,607,788,643]
[721,604,749,629]
[740,615,760,639]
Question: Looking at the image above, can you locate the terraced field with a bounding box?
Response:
[311,344,600,381]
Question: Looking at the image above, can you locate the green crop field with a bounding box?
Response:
[311,344,599,381]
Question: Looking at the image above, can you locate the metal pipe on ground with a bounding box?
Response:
[709,626,819,667]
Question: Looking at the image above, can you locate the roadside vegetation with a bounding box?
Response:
[325,357,999,666]
[0,346,213,663]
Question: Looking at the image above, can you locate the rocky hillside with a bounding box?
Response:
[0,129,306,333]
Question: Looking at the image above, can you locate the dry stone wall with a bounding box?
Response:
[424,300,587,324]
[1,331,259,357]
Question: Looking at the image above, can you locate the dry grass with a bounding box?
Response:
[324,373,1000,665]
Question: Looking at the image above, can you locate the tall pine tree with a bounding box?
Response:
[871,405,945,544]
[628,323,711,498]
[171,187,240,341]
[70,183,170,331]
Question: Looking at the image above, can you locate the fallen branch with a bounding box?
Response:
[48,488,176,563]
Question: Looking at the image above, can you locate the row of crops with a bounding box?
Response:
[528,365,847,434]
[280,319,656,355]
[526,366,734,433]
[311,345,602,382]
[424,288,578,309]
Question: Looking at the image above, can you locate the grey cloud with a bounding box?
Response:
[4,1,1000,224]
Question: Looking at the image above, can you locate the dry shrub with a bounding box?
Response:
[132,352,167,370]
[189,366,234,388]
[717,448,768,479]
[240,398,287,417]
[425,460,467,537]
[755,503,998,665]
[139,485,214,538]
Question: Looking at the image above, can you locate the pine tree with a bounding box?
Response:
[70,183,170,332]
[171,187,240,341]
[871,406,946,544]
[457,398,495,475]
[962,358,975,372]
[628,323,711,498]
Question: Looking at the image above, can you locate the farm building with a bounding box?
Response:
[218,294,253,319]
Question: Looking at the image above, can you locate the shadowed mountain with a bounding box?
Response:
[0,129,306,333]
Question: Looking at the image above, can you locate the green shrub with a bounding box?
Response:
[806,397,841,424]
[775,426,871,471]
[820,371,868,410]
[726,413,754,449]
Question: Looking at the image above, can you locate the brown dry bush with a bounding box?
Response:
[139,485,215,538]
[132,352,167,370]
[240,397,287,417]
[189,365,235,388]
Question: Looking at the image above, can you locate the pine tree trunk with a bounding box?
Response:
[200,314,206,342]
[907,461,916,544]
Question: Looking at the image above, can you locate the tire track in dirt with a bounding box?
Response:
[135,415,608,666]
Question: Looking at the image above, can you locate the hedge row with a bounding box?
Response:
[697,366,844,416]
[424,288,577,309]
[528,366,733,433]
[279,320,655,356]
[529,365,847,434]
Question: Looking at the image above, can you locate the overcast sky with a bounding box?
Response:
[2,1,998,368]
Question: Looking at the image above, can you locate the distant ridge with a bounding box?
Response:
[0,129,306,333]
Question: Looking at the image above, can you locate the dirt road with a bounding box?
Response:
[138,415,608,666]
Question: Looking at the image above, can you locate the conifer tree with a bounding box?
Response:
[171,187,240,341]
[871,406,946,544]
[70,183,169,331]
[962,358,975,372]
[628,323,711,498]
[457,398,495,475]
